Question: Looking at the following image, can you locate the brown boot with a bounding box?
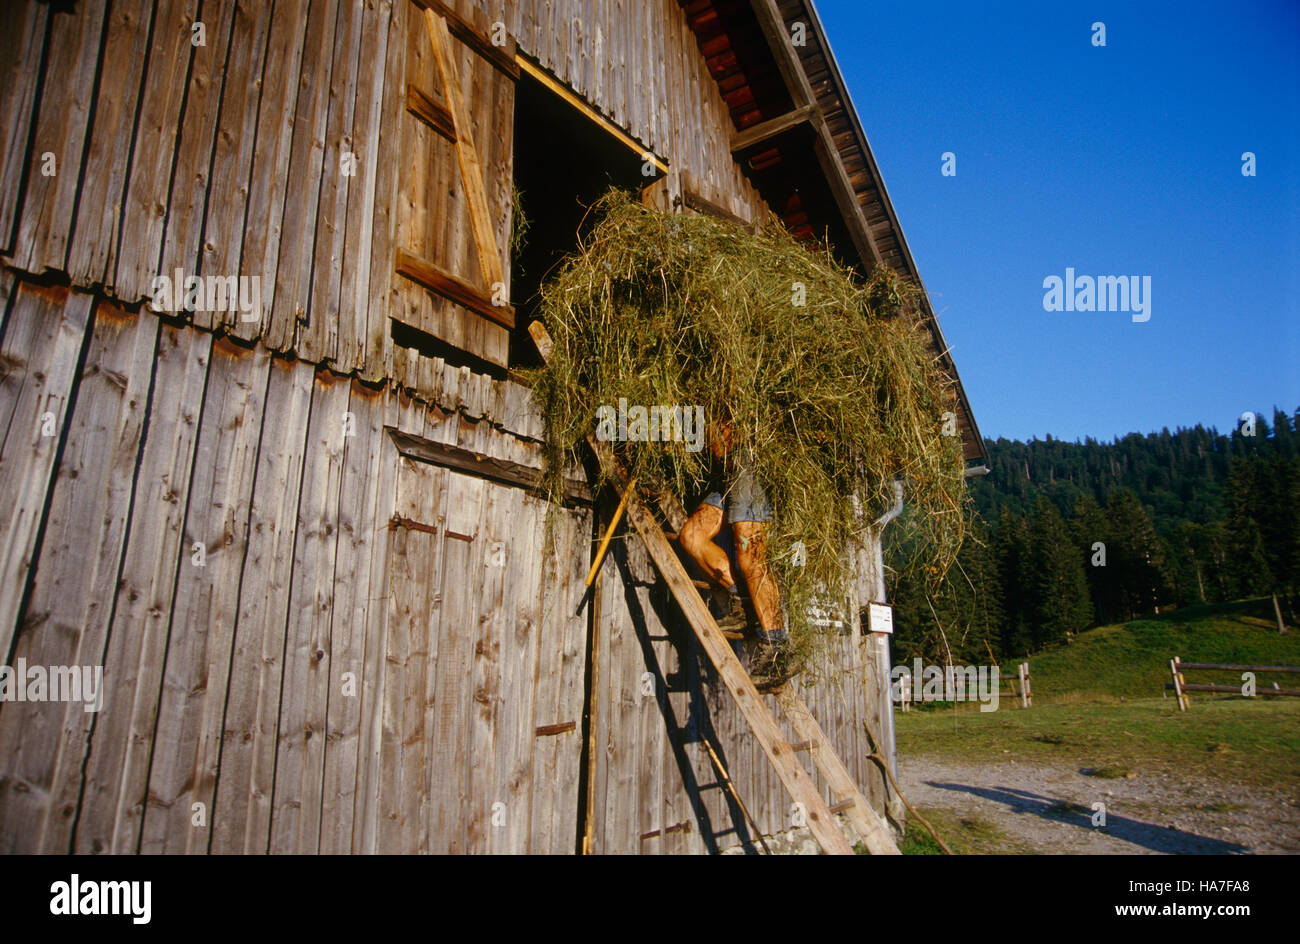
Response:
[713,591,748,641]
[749,640,798,692]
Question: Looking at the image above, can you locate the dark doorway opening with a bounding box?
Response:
[509,71,650,369]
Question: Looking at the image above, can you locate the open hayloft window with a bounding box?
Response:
[508,66,659,369]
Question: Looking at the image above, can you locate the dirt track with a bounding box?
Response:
[898,756,1300,854]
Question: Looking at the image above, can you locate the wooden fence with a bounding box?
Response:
[895,662,1030,711]
[1166,657,1300,711]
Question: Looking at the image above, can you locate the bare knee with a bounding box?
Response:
[679,504,723,559]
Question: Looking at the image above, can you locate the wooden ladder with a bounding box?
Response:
[531,322,899,856]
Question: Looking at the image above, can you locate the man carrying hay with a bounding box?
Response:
[679,420,797,691]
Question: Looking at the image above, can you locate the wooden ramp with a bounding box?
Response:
[531,322,899,856]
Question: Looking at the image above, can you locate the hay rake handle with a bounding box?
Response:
[530,322,898,856]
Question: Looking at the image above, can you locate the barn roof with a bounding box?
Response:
[679,0,987,465]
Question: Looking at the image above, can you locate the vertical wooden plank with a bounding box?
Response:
[0,301,156,854]
[337,0,394,374]
[604,556,638,853]
[7,4,106,275]
[586,505,615,853]
[352,388,400,852]
[268,369,351,853]
[73,324,212,854]
[317,381,385,853]
[208,356,314,853]
[232,0,310,342]
[200,0,275,333]
[379,456,441,852]
[0,269,15,338]
[426,471,483,851]
[0,285,94,659]
[363,0,407,382]
[510,494,549,852]
[63,0,150,286]
[112,0,200,303]
[0,1,49,255]
[493,489,548,853]
[298,0,365,365]
[466,480,509,852]
[634,585,663,854]
[551,500,591,853]
[158,0,238,302]
[138,338,271,854]
[266,0,341,352]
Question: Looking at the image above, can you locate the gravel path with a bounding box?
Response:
[897,756,1300,854]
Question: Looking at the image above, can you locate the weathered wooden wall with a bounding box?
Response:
[0,277,593,853]
[0,0,896,854]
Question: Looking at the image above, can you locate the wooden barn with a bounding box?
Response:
[0,0,985,854]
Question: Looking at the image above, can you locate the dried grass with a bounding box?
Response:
[529,190,968,672]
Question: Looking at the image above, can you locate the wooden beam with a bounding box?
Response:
[730,104,819,155]
[679,171,753,230]
[415,0,519,78]
[405,83,456,141]
[386,427,590,505]
[425,8,505,289]
[535,721,577,736]
[395,248,514,328]
[515,54,668,174]
[748,0,816,105]
[747,0,882,270]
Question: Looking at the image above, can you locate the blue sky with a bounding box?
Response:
[815,0,1299,443]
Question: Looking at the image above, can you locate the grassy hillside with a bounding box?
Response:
[1008,598,1300,703]
[894,598,1300,790]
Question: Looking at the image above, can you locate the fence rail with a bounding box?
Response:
[1166,656,1300,710]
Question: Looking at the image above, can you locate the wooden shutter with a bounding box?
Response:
[391,0,517,372]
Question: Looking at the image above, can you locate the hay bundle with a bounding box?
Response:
[531,190,967,670]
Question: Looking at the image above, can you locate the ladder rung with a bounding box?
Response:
[788,739,816,753]
[829,798,856,814]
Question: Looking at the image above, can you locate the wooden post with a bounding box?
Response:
[1170,656,1189,711]
[1273,594,1287,634]
[1017,663,1027,709]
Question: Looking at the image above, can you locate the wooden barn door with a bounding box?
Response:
[379,453,590,853]
[389,0,517,371]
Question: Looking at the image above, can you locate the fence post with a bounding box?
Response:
[1170,656,1188,711]
[1021,663,1032,707]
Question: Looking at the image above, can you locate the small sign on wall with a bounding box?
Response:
[868,602,893,635]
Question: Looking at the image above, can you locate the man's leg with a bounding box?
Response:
[733,521,783,640]
[677,498,736,590]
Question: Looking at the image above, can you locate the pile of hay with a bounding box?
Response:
[530,190,967,670]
